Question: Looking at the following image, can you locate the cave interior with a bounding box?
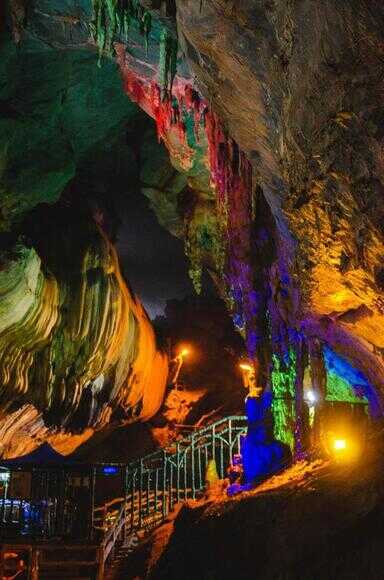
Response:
[0,0,384,578]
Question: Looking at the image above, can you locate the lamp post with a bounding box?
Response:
[239,362,261,397]
[171,348,190,388]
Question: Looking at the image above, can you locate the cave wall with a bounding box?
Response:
[175,1,384,376]
[0,2,170,456]
[102,0,384,449]
[98,1,384,423]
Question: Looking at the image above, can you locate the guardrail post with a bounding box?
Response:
[30,548,39,580]
[162,450,167,519]
[169,462,174,512]
[123,467,129,540]
[176,442,181,503]
[89,467,96,541]
[146,469,150,516]
[219,434,224,479]
[228,418,233,464]
[191,436,196,499]
[96,546,105,580]
[183,449,188,501]
[155,468,159,514]
[211,423,216,463]
[139,459,143,529]
[131,469,136,530]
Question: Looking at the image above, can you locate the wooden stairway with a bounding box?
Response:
[38,545,99,579]
[104,536,142,580]
[0,543,101,580]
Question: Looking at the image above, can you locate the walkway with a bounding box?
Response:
[98,415,248,577]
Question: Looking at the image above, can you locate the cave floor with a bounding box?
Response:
[118,446,384,580]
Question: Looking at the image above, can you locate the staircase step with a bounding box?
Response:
[40,576,92,580]
[41,560,96,567]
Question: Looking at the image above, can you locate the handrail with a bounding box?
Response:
[93,497,126,532]
[102,501,126,563]
[97,414,248,570]
[123,415,248,535]
[126,415,247,469]
[94,496,125,514]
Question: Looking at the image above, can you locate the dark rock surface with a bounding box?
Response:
[144,453,384,580]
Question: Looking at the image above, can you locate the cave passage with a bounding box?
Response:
[0,0,381,481]
[1,1,384,577]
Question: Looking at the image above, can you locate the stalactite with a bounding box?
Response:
[158,27,178,93]
[204,110,258,356]
[91,0,153,63]
[184,85,203,140]
[142,10,152,53]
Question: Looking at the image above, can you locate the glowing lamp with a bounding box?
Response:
[333,439,347,451]
[239,363,253,372]
[305,390,317,404]
[180,348,189,357]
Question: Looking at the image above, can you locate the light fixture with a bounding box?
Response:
[305,389,317,404]
[239,363,253,372]
[333,438,347,451]
[0,472,10,484]
[102,465,120,476]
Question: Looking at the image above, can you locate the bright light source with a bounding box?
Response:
[333,439,347,451]
[326,431,359,462]
[102,465,119,476]
[306,390,316,404]
[239,363,253,372]
[180,348,189,357]
[0,471,9,482]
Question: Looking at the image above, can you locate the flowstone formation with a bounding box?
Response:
[0,207,168,456]
[1,0,383,456]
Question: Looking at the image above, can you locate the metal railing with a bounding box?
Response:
[124,415,247,534]
[0,496,89,540]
